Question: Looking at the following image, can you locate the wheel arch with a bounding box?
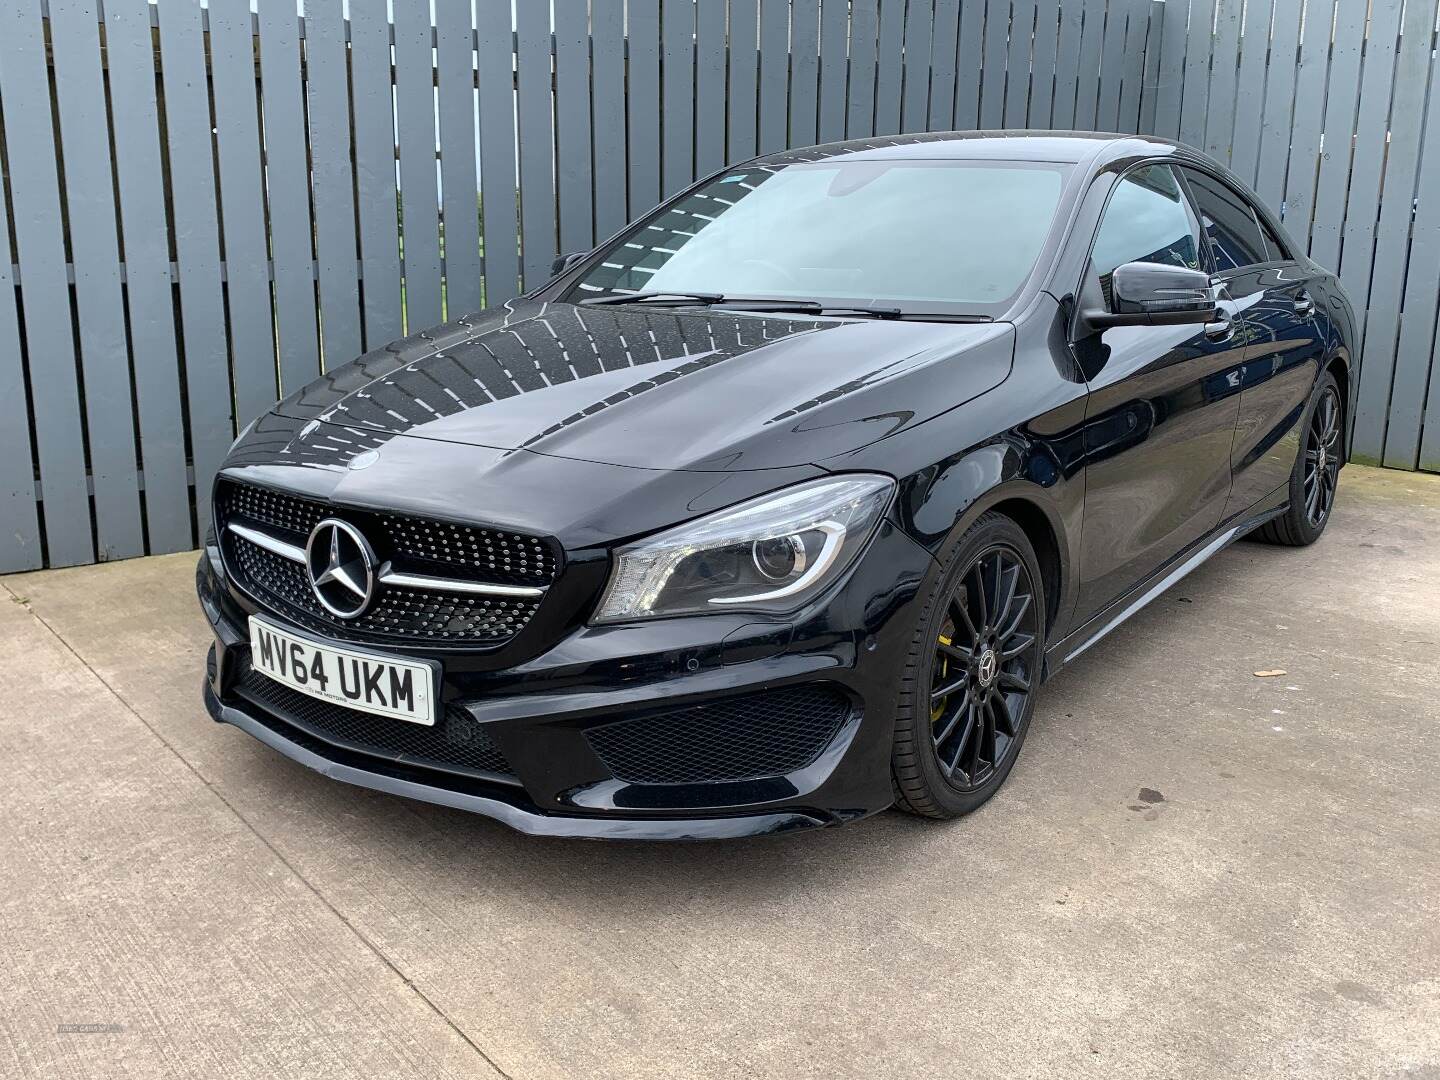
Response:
[1324,348,1352,464]
[900,463,1078,645]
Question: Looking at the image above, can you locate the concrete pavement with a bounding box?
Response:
[2,463,1438,1080]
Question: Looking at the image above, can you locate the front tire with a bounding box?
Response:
[1251,371,1342,547]
[891,512,1046,819]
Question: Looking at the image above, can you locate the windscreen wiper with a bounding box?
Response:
[577,292,992,322]
[578,291,724,306]
[717,300,993,323]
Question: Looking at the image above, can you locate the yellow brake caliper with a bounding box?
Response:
[932,628,953,722]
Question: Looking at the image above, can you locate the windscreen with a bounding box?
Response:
[570,159,1069,311]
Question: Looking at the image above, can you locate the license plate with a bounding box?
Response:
[247,616,438,725]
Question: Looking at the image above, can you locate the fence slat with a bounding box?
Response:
[1176,0,1212,147]
[1201,0,1241,163]
[0,141,40,569]
[1149,0,1187,139]
[1278,0,1332,246]
[902,0,935,132]
[1028,0,1061,128]
[1252,0,1300,209]
[476,0,521,303]
[874,0,905,134]
[592,0,629,238]
[349,0,403,345]
[257,0,322,391]
[1095,0,1129,132]
[1306,0,1366,270]
[791,0,821,145]
[49,0,144,560]
[1050,0,1085,129]
[979,0,1009,127]
[210,0,278,423]
[307,0,363,357]
[954,0,985,128]
[1226,0,1272,187]
[553,1,593,255]
[1355,0,1433,467]
[759,0,791,150]
[928,0,960,129]
[847,0,880,136]
[1116,0,1149,133]
[103,0,191,553]
[516,3,557,287]
[1073,0,1110,131]
[1,5,93,565]
[437,0,483,310]
[1137,0,1164,134]
[1335,0,1402,342]
[1004,0,1036,128]
[628,0,662,212]
[818,0,850,140]
[729,0,762,155]
[393,0,444,322]
[158,0,233,508]
[696,0,729,171]
[1383,50,1440,470]
[663,0,696,195]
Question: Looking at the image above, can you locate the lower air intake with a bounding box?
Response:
[232,665,516,783]
[585,685,852,785]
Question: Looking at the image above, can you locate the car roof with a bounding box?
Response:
[752,129,1192,168]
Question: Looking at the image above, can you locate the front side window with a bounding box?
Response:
[1181,168,1269,273]
[1257,214,1290,262]
[569,159,1070,313]
[1090,164,1202,309]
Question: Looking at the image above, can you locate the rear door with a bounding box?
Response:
[1178,167,1327,516]
[1069,163,1248,625]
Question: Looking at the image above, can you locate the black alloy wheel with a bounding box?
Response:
[1252,370,1343,547]
[928,547,1038,791]
[1303,385,1341,528]
[893,512,1046,818]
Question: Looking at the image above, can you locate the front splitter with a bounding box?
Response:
[204,682,834,841]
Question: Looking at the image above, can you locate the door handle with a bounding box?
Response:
[1204,314,1234,341]
[1293,293,1315,317]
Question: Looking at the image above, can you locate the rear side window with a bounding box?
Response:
[1181,168,1269,272]
[1091,164,1202,308]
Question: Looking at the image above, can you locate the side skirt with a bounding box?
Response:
[1043,502,1288,679]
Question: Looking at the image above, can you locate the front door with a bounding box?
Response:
[1070,163,1247,626]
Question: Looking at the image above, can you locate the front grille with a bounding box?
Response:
[585,685,852,785]
[216,478,557,646]
[232,664,517,782]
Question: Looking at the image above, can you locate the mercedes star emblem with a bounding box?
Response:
[305,518,377,619]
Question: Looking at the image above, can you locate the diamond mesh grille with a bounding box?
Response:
[233,664,516,781]
[585,685,851,785]
[216,478,555,646]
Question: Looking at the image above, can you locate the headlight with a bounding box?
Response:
[592,475,894,623]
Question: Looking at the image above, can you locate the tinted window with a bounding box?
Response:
[1257,214,1290,262]
[571,160,1069,311]
[1091,164,1202,309]
[1182,168,1268,272]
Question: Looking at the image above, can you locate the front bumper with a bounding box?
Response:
[197,520,936,840]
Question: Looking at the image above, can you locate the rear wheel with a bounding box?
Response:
[892,513,1045,819]
[1251,371,1342,547]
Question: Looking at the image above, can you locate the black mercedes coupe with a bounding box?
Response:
[197,131,1353,839]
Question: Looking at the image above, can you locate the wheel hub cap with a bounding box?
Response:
[977,648,998,689]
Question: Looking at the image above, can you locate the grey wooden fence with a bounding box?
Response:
[1,0,1437,573]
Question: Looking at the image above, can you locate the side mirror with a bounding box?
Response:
[1083,261,1217,329]
[550,251,588,278]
